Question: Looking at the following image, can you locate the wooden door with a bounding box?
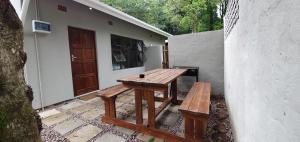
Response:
[68,27,99,96]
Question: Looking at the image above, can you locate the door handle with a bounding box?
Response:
[71,55,77,61]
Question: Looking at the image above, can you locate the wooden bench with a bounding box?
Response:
[96,84,131,120]
[179,82,211,142]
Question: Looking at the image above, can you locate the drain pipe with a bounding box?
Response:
[33,0,44,110]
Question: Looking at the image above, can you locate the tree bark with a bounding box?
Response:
[0,0,42,141]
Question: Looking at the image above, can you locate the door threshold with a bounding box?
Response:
[75,90,100,99]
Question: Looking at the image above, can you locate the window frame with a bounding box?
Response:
[110,34,145,70]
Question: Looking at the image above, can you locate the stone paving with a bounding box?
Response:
[40,90,234,142]
[40,90,181,142]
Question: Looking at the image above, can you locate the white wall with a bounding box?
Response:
[144,46,163,71]
[169,30,224,95]
[225,0,300,141]
[24,0,165,108]
[10,0,22,16]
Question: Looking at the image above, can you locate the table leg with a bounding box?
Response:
[135,89,143,125]
[171,79,178,104]
[146,90,155,128]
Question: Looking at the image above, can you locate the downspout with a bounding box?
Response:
[33,0,44,110]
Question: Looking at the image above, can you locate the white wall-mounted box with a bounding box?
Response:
[32,20,51,34]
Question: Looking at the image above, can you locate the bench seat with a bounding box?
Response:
[97,84,130,99]
[97,84,131,119]
[179,82,211,141]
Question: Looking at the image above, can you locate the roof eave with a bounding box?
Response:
[73,0,172,37]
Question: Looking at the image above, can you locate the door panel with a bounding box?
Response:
[68,27,99,96]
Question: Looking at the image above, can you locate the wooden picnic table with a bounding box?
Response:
[102,68,187,141]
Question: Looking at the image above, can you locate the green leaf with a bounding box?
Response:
[148,137,155,142]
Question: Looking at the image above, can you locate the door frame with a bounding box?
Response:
[68,26,100,97]
[162,41,169,69]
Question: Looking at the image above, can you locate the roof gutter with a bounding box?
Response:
[73,0,172,37]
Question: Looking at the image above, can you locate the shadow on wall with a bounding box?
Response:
[177,76,197,93]
[144,46,163,71]
[168,30,224,95]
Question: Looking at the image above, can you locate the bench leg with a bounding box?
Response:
[135,89,143,125]
[103,97,117,118]
[108,97,117,118]
[104,99,111,118]
[183,114,208,142]
[184,115,195,141]
[195,118,207,141]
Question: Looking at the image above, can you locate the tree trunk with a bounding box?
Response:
[206,0,214,31]
[0,0,42,141]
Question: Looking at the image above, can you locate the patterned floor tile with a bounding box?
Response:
[167,104,179,113]
[66,125,102,142]
[116,102,124,108]
[113,126,135,136]
[41,125,67,142]
[42,113,70,126]
[39,109,61,119]
[123,114,137,124]
[118,103,135,114]
[69,104,96,114]
[176,122,185,137]
[53,119,85,135]
[60,101,83,110]
[117,95,134,103]
[94,132,126,142]
[157,110,180,126]
[136,133,164,142]
[155,102,162,108]
[81,108,105,120]
[41,91,233,142]
[142,108,149,120]
[80,97,100,104]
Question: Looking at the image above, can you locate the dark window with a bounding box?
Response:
[111,34,144,70]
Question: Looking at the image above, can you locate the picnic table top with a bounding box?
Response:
[117,68,187,86]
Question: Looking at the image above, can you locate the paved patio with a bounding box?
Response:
[39,90,233,142]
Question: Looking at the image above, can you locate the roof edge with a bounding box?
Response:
[73,0,172,37]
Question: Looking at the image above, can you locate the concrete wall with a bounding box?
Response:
[24,0,165,108]
[169,30,224,95]
[224,0,300,141]
[144,46,163,71]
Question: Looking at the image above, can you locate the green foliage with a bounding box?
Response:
[148,137,155,142]
[99,0,224,35]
